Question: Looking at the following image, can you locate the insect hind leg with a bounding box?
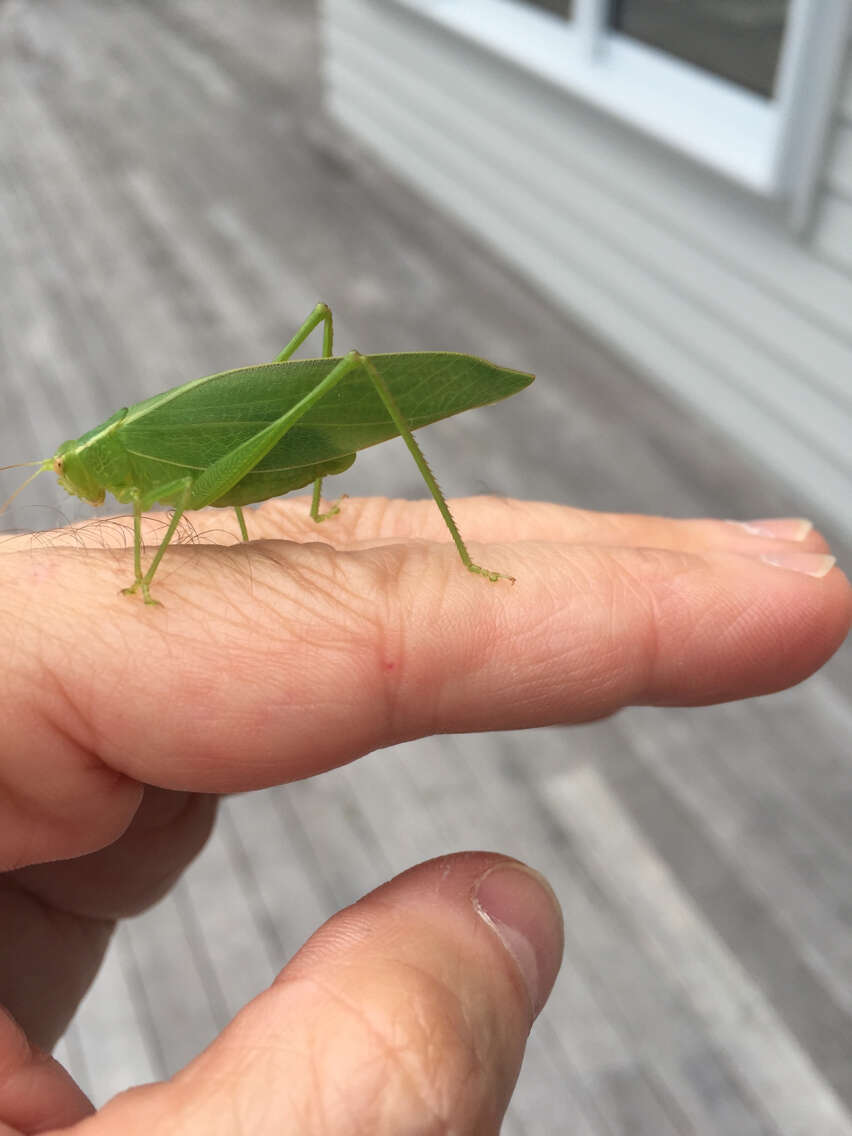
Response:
[274,302,334,363]
[272,303,348,527]
[354,352,514,584]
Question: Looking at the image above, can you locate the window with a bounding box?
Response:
[388,0,849,224]
[610,0,789,98]
[524,0,574,16]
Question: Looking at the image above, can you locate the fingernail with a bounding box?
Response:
[727,518,813,541]
[761,552,836,578]
[472,862,563,1018]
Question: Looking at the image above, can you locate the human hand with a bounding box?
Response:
[0,496,849,1134]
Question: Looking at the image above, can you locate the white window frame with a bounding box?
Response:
[385,0,851,227]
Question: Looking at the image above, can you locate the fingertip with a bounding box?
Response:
[760,551,837,579]
[644,548,852,705]
[115,853,564,1135]
[472,861,564,1019]
[0,1006,92,1132]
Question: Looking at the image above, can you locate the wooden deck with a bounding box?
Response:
[1,1,850,1131]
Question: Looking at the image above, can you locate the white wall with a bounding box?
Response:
[323,1,852,537]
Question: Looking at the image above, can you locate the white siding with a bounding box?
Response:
[818,113,852,273]
[323,1,852,537]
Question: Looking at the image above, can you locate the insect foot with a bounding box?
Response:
[313,493,348,523]
[468,563,516,585]
[121,582,162,607]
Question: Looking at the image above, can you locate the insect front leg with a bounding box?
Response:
[355,354,514,585]
[123,495,146,597]
[121,478,193,605]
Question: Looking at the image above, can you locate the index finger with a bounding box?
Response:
[1,495,830,555]
[0,512,848,868]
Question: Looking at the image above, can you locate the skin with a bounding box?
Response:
[0,495,849,1134]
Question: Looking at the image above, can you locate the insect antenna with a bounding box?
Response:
[0,460,46,471]
[0,461,52,516]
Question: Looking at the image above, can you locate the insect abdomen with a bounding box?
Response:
[210,452,357,508]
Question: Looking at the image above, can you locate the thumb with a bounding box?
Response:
[59,853,563,1135]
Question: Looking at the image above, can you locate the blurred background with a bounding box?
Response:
[1,1,851,1131]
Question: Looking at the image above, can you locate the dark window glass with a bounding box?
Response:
[609,0,789,97]
[522,0,574,18]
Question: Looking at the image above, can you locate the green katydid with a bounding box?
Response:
[0,303,533,604]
